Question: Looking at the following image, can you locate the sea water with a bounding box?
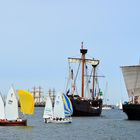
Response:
[0,108,140,140]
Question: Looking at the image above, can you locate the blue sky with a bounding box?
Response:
[0,0,140,104]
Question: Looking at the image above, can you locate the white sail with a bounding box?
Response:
[43,95,53,118]
[121,65,140,97]
[0,93,5,119]
[119,100,122,110]
[53,92,65,118]
[5,87,19,120]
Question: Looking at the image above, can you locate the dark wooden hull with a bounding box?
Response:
[123,104,140,120]
[68,95,102,116]
[0,120,27,126]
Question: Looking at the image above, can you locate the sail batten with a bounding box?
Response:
[121,65,140,96]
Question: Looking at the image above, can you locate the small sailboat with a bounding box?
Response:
[0,87,34,126]
[43,92,73,123]
[43,95,53,123]
[102,105,112,110]
[119,100,122,110]
[0,93,5,120]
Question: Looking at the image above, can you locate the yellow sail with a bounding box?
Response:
[17,90,34,115]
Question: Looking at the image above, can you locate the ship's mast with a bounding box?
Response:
[80,42,87,97]
[92,65,96,99]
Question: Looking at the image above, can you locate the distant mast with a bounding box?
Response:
[92,65,96,99]
[80,42,87,97]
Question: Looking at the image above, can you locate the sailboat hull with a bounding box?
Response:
[69,96,102,116]
[123,104,140,120]
[0,119,27,126]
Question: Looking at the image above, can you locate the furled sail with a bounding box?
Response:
[5,87,19,120]
[68,58,99,66]
[121,65,140,96]
[43,95,53,118]
[18,90,34,115]
[62,94,73,117]
[0,93,5,119]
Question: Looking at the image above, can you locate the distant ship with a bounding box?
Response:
[102,105,112,110]
[121,65,140,120]
[31,86,45,107]
[66,42,103,116]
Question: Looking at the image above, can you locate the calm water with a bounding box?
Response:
[0,108,140,140]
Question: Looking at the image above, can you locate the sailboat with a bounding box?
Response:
[121,65,140,120]
[43,92,73,123]
[0,87,34,126]
[0,93,5,120]
[66,42,103,116]
[119,100,122,110]
[43,95,53,123]
[102,82,112,110]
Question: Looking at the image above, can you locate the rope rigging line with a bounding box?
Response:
[74,61,81,85]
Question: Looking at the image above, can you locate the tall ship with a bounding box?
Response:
[66,42,103,116]
[31,86,45,107]
[121,65,140,120]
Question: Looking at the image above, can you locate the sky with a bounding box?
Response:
[0,0,140,104]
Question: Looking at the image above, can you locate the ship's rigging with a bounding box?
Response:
[66,42,102,99]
